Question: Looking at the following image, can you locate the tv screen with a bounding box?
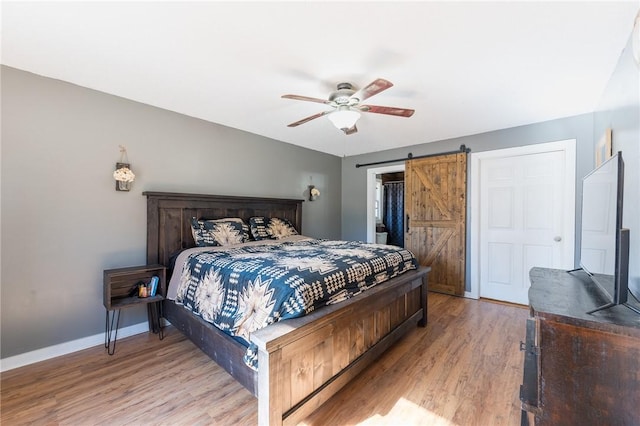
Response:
[579,151,630,313]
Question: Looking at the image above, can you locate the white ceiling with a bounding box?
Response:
[2,1,639,157]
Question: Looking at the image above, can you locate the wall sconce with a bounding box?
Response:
[113,145,135,191]
[308,185,320,201]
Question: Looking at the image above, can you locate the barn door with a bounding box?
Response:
[405,152,467,295]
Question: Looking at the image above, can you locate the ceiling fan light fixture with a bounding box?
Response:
[283,78,412,135]
[328,107,361,131]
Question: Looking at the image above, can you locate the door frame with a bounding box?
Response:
[366,164,406,243]
[468,139,576,299]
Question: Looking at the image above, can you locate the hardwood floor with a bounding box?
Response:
[1,293,528,425]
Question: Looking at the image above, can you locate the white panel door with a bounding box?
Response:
[479,149,571,304]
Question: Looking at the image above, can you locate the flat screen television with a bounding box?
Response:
[577,151,635,314]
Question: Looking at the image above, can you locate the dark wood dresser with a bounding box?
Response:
[520,267,640,425]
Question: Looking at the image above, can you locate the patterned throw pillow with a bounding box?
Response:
[219,218,250,242]
[191,218,248,246]
[249,217,298,240]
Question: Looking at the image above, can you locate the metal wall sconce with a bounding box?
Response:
[113,145,135,191]
[308,185,320,201]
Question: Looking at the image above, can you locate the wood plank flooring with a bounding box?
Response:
[1,293,528,425]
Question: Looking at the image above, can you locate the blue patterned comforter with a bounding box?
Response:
[172,237,418,369]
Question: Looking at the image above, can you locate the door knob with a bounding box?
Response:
[554,236,562,242]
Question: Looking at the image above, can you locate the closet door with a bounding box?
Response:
[405,152,467,295]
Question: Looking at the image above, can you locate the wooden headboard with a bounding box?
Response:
[144,192,304,266]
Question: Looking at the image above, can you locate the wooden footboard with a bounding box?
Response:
[251,267,429,426]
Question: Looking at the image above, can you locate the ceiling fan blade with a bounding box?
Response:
[359,104,415,117]
[287,110,332,127]
[351,78,393,102]
[282,94,332,105]
[343,125,358,135]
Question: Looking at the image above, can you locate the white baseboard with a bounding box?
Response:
[464,290,479,299]
[0,321,150,372]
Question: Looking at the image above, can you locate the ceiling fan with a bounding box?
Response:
[281,78,414,135]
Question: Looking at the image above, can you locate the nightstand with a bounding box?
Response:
[103,264,167,355]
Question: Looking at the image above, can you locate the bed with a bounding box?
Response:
[144,191,430,426]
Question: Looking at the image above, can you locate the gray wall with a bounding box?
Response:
[341,114,595,259]
[593,33,640,296]
[1,66,342,358]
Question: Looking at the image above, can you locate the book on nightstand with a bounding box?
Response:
[149,276,159,297]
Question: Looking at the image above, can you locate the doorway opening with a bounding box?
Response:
[366,164,406,244]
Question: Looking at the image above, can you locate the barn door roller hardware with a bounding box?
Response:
[355,144,470,168]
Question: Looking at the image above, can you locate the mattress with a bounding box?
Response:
[168,236,419,369]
